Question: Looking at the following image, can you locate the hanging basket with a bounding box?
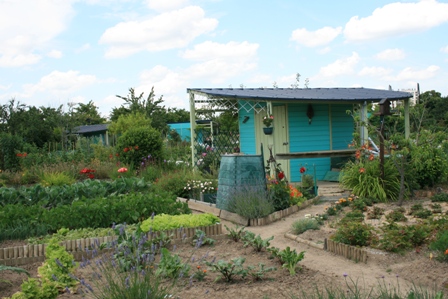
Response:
[263,127,274,135]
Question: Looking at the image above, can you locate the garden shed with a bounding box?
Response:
[72,124,110,146]
[187,87,412,183]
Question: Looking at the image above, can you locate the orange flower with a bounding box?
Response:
[359,168,365,173]
[124,147,129,152]
[355,150,361,159]
[197,265,201,269]
[203,270,207,273]
[369,154,374,161]
[134,146,139,150]
[445,249,448,255]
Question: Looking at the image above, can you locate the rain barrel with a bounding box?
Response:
[216,154,267,210]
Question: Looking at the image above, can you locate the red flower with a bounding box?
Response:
[278,171,285,180]
[300,167,306,174]
[115,153,119,157]
[16,153,22,157]
[359,168,365,173]
[118,167,128,173]
[109,154,113,159]
[23,153,27,157]
[134,146,139,150]
[88,174,95,179]
[124,147,129,152]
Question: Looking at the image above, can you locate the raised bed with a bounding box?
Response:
[0,223,223,266]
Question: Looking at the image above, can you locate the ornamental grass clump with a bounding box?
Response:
[340,143,401,202]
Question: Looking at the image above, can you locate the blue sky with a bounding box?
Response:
[1,0,447,119]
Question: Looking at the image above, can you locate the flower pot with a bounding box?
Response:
[263,127,274,135]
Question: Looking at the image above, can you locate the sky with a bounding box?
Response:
[0,0,447,119]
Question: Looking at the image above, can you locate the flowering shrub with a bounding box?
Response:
[184,180,218,200]
[288,184,305,205]
[79,167,95,179]
[116,126,163,167]
[263,114,274,127]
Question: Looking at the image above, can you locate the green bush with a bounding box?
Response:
[429,229,448,262]
[140,213,219,232]
[38,172,76,187]
[339,210,365,224]
[152,169,199,198]
[409,139,448,188]
[377,222,430,253]
[431,192,448,203]
[291,218,321,235]
[0,133,24,171]
[331,221,374,247]
[116,126,163,167]
[385,210,408,222]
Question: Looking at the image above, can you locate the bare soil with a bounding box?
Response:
[1,198,447,299]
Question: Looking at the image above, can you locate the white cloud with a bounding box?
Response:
[375,48,405,61]
[387,65,440,81]
[0,0,75,67]
[318,47,331,54]
[47,50,62,59]
[99,6,218,58]
[358,66,393,77]
[145,0,189,12]
[135,41,260,108]
[290,26,342,47]
[22,70,97,97]
[344,0,448,42]
[0,83,11,91]
[441,45,448,53]
[183,41,259,83]
[181,41,258,61]
[76,43,91,53]
[318,52,360,77]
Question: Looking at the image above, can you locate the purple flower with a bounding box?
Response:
[343,273,348,277]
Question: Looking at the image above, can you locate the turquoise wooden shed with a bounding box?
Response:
[187,87,412,183]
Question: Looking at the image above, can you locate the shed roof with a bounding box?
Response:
[73,124,109,134]
[188,87,412,102]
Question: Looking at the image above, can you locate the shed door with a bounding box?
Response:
[273,106,290,180]
[256,105,290,181]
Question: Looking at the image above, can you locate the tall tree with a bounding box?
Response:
[73,100,106,126]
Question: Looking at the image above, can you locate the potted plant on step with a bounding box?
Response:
[300,166,317,196]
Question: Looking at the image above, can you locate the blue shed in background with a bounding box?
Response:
[168,122,191,141]
[187,87,413,183]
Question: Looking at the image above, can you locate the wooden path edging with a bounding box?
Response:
[0,223,223,266]
[285,232,368,263]
[180,196,320,227]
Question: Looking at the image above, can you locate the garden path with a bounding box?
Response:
[217,198,447,294]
